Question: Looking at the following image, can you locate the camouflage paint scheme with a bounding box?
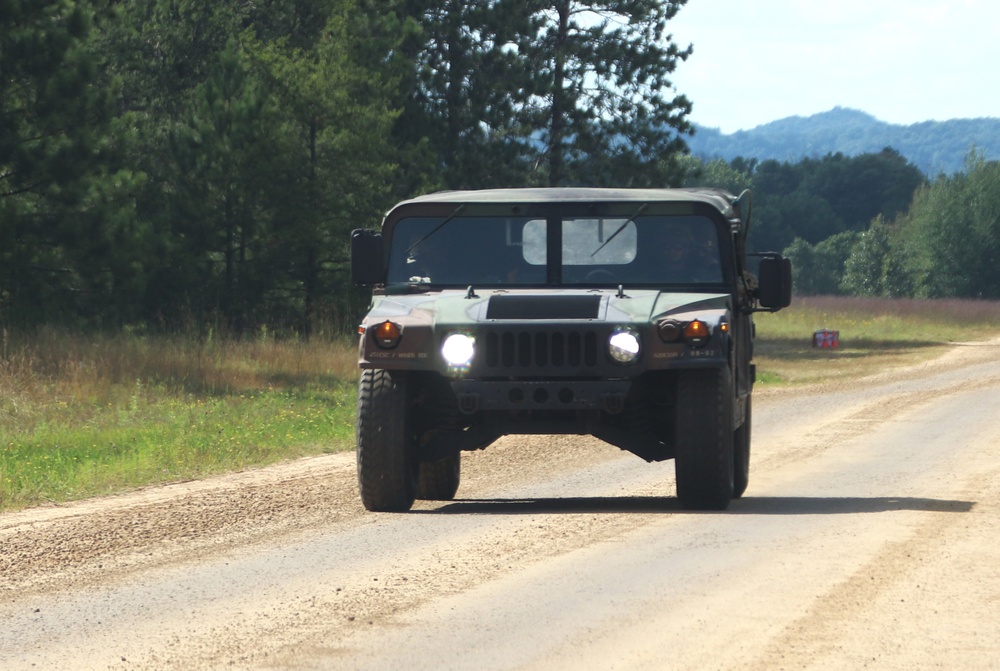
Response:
[359,290,732,374]
[351,188,790,511]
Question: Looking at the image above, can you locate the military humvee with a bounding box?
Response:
[351,187,791,512]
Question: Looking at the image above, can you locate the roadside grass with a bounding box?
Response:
[2,296,999,512]
[754,296,1000,385]
[0,328,359,512]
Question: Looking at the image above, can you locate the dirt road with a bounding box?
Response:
[3,340,1000,670]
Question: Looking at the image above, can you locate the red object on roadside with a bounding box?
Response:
[812,329,839,348]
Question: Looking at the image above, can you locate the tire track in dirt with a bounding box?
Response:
[743,363,1000,671]
[745,459,1000,671]
[752,341,1000,475]
[0,457,364,594]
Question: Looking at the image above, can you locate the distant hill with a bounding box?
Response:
[687,107,1000,176]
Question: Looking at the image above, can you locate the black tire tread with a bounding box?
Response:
[674,367,735,510]
[356,369,416,512]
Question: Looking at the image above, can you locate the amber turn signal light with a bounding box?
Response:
[373,320,402,349]
[683,319,710,347]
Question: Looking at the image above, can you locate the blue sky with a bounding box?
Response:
[667,0,1000,133]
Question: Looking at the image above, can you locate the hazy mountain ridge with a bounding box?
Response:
[688,107,1000,176]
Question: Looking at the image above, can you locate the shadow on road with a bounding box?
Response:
[416,496,974,515]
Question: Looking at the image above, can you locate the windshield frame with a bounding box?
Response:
[381,201,734,292]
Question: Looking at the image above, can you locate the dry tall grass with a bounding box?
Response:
[789,295,1000,326]
[0,328,357,448]
[1,327,358,412]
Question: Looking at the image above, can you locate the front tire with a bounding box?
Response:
[674,367,735,510]
[356,369,417,512]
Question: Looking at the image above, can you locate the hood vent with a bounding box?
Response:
[486,294,601,320]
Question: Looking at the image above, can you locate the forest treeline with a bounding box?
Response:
[1,0,694,332]
[3,1,998,334]
[686,149,1000,300]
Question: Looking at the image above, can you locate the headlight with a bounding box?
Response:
[608,328,640,364]
[441,333,476,367]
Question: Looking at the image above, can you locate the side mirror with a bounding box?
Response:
[351,229,384,286]
[756,255,792,310]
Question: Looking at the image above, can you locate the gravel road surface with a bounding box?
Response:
[2,340,999,670]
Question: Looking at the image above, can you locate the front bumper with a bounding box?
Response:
[450,378,633,414]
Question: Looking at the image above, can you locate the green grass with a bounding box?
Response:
[0,329,359,512]
[3,296,999,512]
[1,389,354,505]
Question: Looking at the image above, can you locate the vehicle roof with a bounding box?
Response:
[390,187,743,221]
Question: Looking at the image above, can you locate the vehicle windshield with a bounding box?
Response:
[385,214,723,287]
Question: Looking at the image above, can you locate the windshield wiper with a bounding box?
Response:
[404,204,466,258]
[590,203,648,257]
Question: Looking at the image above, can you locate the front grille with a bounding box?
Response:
[484,331,600,370]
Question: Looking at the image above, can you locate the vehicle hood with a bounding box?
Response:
[365,289,731,327]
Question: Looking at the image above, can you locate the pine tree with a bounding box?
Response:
[394,0,694,189]
[241,3,401,331]
[519,0,693,186]
[0,0,115,324]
